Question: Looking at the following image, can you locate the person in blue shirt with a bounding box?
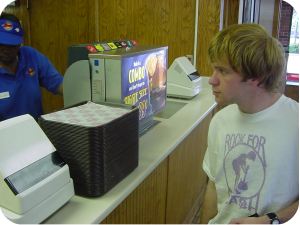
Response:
[0,12,63,121]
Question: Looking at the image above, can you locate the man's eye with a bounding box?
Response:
[220,69,229,75]
[217,68,225,74]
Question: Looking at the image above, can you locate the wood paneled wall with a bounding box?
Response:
[223,0,239,27]
[197,0,221,76]
[3,0,223,113]
[102,159,168,224]
[96,0,196,67]
[102,112,213,224]
[28,0,99,112]
[166,112,211,223]
[272,0,281,38]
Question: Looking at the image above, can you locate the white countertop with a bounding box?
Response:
[44,78,216,224]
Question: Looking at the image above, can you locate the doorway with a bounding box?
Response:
[280,0,299,101]
[280,1,299,80]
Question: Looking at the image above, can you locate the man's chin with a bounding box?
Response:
[214,97,228,108]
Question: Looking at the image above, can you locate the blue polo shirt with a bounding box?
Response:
[0,46,63,121]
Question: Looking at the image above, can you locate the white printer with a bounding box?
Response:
[167,56,202,99]
[0,114,74,224]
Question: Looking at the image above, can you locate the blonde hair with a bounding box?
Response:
[208,23,286,92]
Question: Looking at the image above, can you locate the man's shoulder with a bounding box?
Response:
[280,95,299,122]
[20,46,43,57]
[213,104,237,119]
[20,45,37,53]
[277,95,299,116]
[210,104,237,128]
[282,95,299,107]
[19,46,45,62]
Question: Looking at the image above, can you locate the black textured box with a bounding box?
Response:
[39,102,139,197]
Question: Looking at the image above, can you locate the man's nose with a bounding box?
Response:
[209,71,219,86]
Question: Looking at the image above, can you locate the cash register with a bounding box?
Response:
[0,114,74,224]
[167,56,202,99]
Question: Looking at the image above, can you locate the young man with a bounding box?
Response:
[0,12,63,121]
[202,23,298,224]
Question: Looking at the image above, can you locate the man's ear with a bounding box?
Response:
[246,78,260,87]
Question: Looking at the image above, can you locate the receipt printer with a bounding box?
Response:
[167,56,202,99]
[0,114,74,224]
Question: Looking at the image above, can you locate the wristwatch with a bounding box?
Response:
[266,212,281,224]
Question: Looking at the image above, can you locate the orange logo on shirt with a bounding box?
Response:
[27,68,35,76]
